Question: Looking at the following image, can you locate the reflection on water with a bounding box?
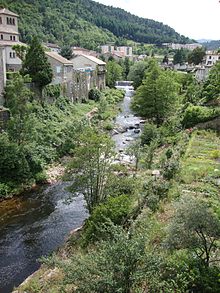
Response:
[0,183,88,293]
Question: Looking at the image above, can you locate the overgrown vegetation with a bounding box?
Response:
[0,0,191,50]
[8,58,220,292]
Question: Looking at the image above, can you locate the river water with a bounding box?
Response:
[0,84,140,293]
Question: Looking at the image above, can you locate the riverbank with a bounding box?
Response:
[13,127,220,293]
[0,88,125,201]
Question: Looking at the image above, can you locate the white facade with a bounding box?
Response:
[205,51,220,66]
[116,46,133,57]
[100,45,115,54]
[163,43,203,51]
[0,8,22,71]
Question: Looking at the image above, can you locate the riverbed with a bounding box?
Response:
[0,84,140,293]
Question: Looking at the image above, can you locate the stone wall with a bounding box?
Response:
[0,107,10,131]
[0,47,6,105]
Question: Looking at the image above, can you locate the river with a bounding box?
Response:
[0,84,140,293]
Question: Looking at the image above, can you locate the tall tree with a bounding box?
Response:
[127,61,149,89]
[173,48,187,65]
[5,74,33,145]
[131,60,179,126]
[202,61,220,103]
[67,127,115,213]
[106,60,123,88]
[22,36,53,98]
[188,47,206,65]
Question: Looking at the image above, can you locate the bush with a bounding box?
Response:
[182,105,219,128]
[141,123,160,145]
[88,88,102,101]
[81,195,132,246]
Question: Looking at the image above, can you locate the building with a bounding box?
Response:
[72,47,97,57]
[45,51,74,99]
[100,44,115,54]
[162,43,203,51]
[116,46,133,57]
[45,43,61,53]
[205,51,220,66]
[0,8,24,71]
[71,54,106,90]
[0,46,6,105]
[101,44,133,58]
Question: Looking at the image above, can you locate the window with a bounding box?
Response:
[56,66,61,74]
[0,34,3,40]
[0,17,2,24]
[13,36,16,41]
[209,56,212,59]
[9,52,16,58]
[10,35,13,41]
[7,17,9,24]
[12,18,15,25]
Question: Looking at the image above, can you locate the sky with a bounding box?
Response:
[94,0,220,40]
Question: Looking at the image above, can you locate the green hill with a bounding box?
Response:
[0,0,192,50]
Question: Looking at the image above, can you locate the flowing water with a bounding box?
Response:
[0,84,140,293]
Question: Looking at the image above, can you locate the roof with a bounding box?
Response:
[46,43,61,49]
[0,40,26,46]
[45,51,73,65]
[0,8,19,17]
[77,54,106,65]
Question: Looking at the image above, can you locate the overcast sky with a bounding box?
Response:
[94,0,220,40]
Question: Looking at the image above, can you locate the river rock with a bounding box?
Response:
[134,129,140,134]
[128,125,135,130]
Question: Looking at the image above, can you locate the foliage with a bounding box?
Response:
[88,88,102,102]
[60,45,73,60]
[141,123,160,145]
[127,60,149,89]
[187,47,206,65]
[202,61,220,103]
[182,104,219,128]
[106,60,123,88]
[60,225,150,293]
[132,60,179,126]
[67,127,115,213]
[81,195,132,246]
[4,0,191,51]
[166,195,220,266]
[22,36,53,94]
[12,44,27,61]
[173,48,188,65]
[5,74,33,144]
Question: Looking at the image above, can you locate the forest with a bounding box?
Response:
[0,0,192,49]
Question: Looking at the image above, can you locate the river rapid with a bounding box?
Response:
[0,84,141,293]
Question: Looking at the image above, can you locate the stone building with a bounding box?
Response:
[71,54,106,90]
[45,51,74,99]
[0,45,6,105]
[0,8,24,72]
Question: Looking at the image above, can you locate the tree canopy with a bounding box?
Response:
[131,60,179,125]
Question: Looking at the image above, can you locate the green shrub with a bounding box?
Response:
[88,88,102,101]
[81,195,132,246]
[182,105,219,128]
[141,123,160,145]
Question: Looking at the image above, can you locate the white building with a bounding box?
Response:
[45,43,61,53]
[100,44,115,54]
[163,43,203,51]
[116,46,133,57]
[0,8,25,71]
[71,54,106,90]
[205,51,220,66]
